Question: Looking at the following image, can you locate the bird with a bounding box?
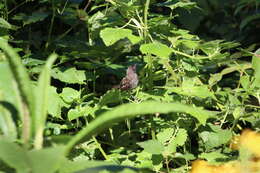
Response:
[113,64,139,90]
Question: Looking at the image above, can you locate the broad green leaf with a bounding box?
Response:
[59,160,114,173]
[67,106,90,121]
[199,124,232,150]
[0,139,30,173]
[140,42,172,58]
[199,40,222,55]
[65,101,216,154]
[137,140,164,155]
[252,48,260,86]
[34,54,57,149]
[28,146,65,173]
[100,28,141,46]
[199,151,228,163]
[52,67,86,84]
[60,87,80,103]
[135,151,153,168]
[99,89,121,107]
[156,128,174,144]
[48,86,64,118]
[167,85,215,99]
[166,129,187,153]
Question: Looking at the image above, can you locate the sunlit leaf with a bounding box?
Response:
[140,42,172,58]
[52,67,86,84]
[137,140,164,155]
[100,28,141,46]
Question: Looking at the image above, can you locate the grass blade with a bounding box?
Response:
[34,54,57,149]
[65,101,217,154]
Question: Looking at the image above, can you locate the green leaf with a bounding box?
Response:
[0,18,18,30]
[47,86,64,118]
[157,1,197,10]
[209,63,252,86]
[0,39,35,143]
[60,87,80,103]
[28,146,66,173]
[252,48,260,86]
[199,151,228,163]
[199,124,232,150]
[167,85,215,99]
[0,62,20,140]
[0,101,17,141]
[67,106,90,121]
[0,139,30,173]
[137,140,164,155]
[156,128,174,144]
[13,12,49,26]
[59,160,114,173]
[140,42,172,58]
[100,28,141,46]
[52,67,86,84]
[166,129,187,153]
[240,14,260,30]
[99,89,121,107]
[65,101,216,154]
[34,54,57,149]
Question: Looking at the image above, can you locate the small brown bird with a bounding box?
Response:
[113,64,139,90]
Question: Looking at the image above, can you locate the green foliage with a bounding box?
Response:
[0,0,260,172]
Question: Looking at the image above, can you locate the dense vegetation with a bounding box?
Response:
[0,0,260,172]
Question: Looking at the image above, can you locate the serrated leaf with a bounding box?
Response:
[52,67,86,84]
[166,129,187,153]
[199,124,232,150]
[137,140,164,155]
[67,106,89,121]
[100,28,141,46]
[60,87,80,103]
[140,42,172,58]
[156,128,174,144]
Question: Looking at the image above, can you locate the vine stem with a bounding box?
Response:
[45,0,55,49]
[93,137,109,160]
[143,0,150,42]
